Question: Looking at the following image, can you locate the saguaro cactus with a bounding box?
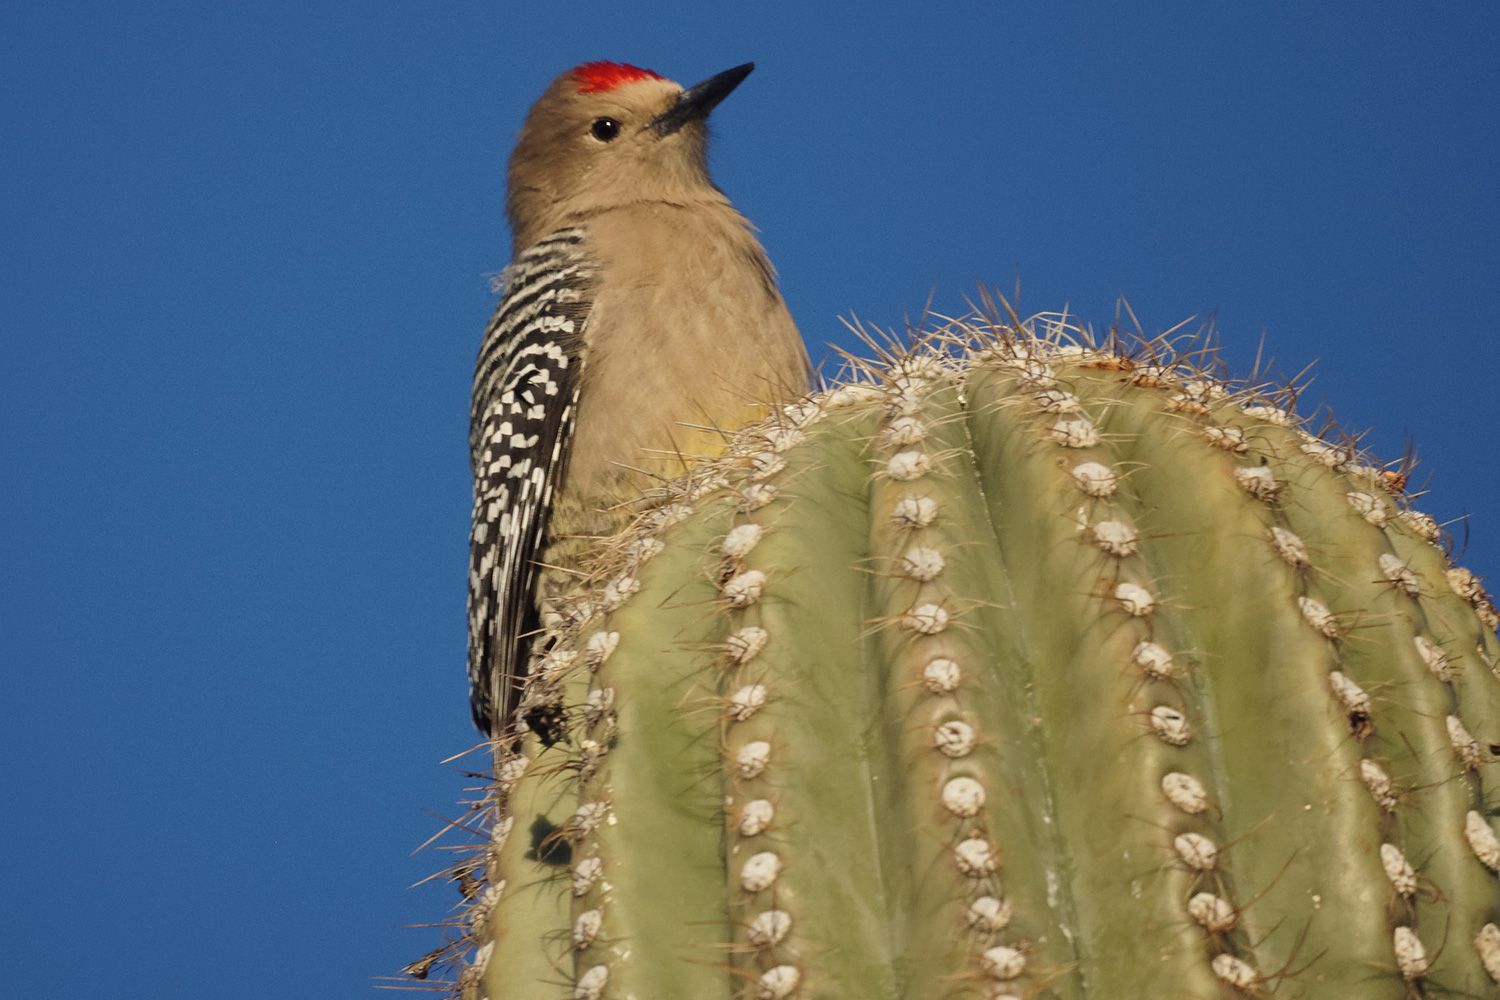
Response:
[433,313,1500,999]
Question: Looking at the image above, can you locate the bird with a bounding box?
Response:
[467,61,810,738]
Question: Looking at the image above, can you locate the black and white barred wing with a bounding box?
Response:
[467,228,593,736]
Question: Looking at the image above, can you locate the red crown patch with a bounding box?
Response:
[572,61,665,94]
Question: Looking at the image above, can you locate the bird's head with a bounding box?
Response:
[506,61,755,248]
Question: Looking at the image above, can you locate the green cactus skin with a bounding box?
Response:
[438,316,1500,999]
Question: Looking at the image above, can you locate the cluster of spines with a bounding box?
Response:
[1230,399,1500,991]
[553,482,719,1000]
[969,338,1255,992]
[1240,394,1500,991]
[711,401,820,1000]
[1181,375,1427,988]
[950,310,1500,994]
[1123,338,1500,991]
[857,354,1035,997]
[425,310,1500,999]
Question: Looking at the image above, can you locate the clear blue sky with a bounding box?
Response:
[3,3,1497,997]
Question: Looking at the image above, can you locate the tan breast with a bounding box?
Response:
[565,201,810,510]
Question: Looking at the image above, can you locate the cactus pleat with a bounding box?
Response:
[446,315,1500,999]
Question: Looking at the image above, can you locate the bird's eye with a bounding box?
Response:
[590,118,621,142]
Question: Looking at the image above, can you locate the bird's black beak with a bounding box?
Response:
[647,62,754,136]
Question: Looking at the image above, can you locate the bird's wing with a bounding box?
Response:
[468,228,594,736]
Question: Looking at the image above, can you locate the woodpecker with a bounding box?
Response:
[468,61,810,737]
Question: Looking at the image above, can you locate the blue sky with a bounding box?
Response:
[3,3,1497,997]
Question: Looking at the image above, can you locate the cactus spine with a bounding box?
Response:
[439,314,1500,999]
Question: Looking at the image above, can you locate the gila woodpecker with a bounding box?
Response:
[467,61,810,737]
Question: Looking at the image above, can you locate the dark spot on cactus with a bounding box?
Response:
[1348,710,1373,740]
[526,815,572,866]
[524,701,568,747]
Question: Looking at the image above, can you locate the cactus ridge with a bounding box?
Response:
[423,311,1500,999]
